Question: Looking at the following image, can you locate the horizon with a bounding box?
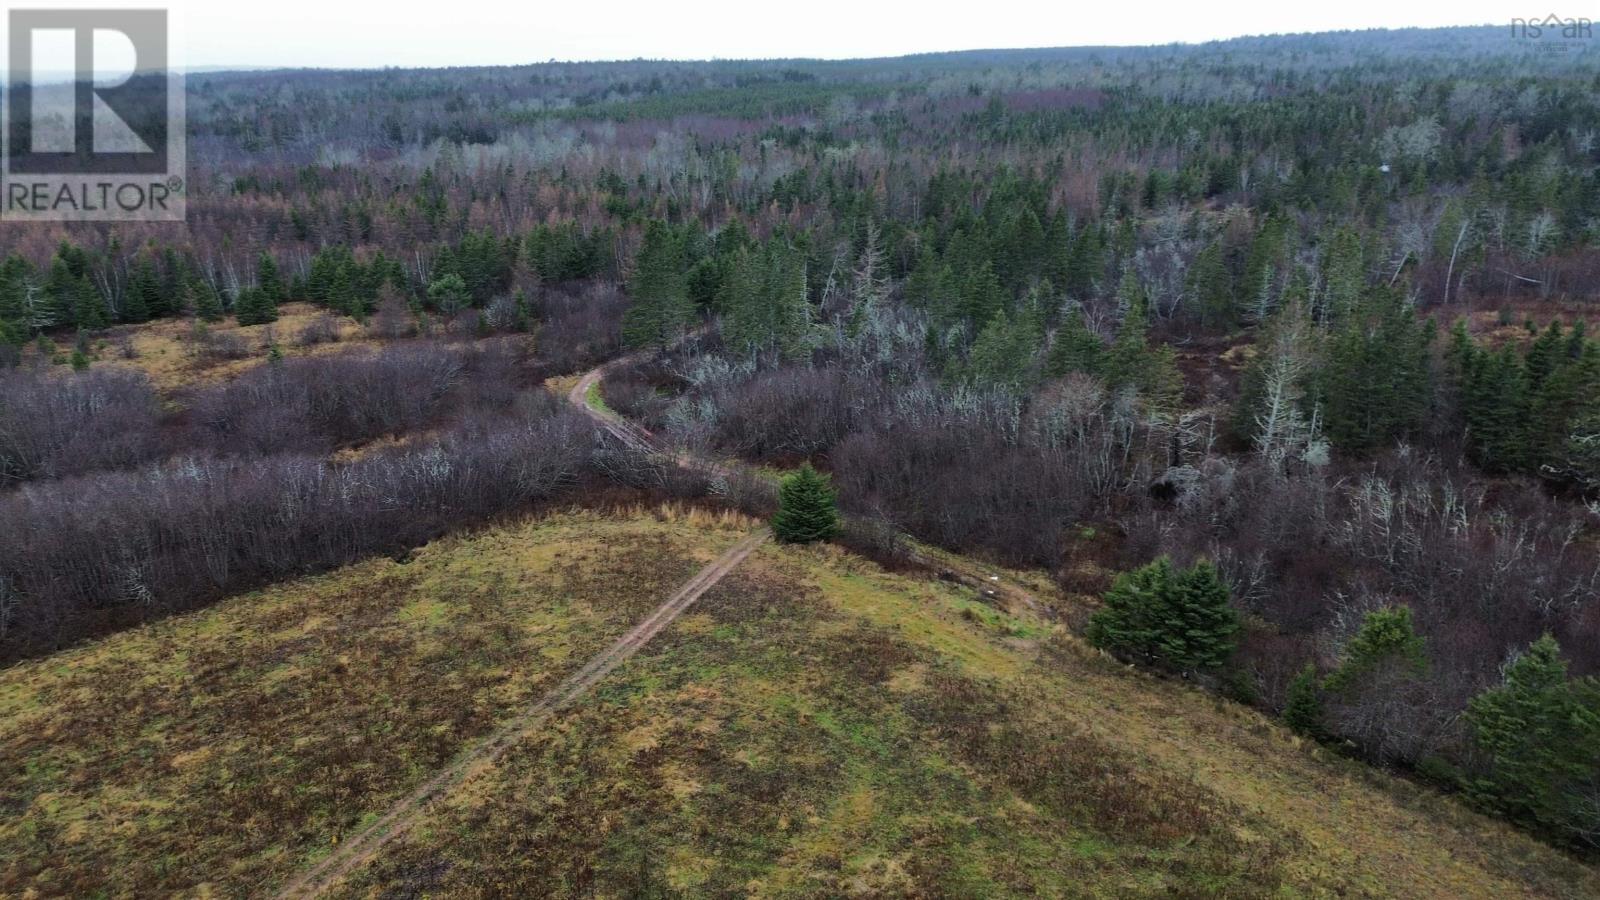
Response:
[85,0,1551,71]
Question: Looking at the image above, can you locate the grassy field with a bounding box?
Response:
[20,302,532,394]
[3,508,1597,898]
[0,506,751,897]
[338,537,1598,898]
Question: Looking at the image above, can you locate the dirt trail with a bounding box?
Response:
[570,358,1051,620]
[274,528,770,899]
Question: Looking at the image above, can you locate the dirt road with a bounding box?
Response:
[274,528,770,899]
[570,358,1051,620]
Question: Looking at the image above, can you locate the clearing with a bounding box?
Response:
[2,507,1596,897]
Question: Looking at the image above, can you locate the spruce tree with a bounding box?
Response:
[234,286,278,326]
[1088,558,1171,667]
[120,273,150,323]
[1283,663,1326,738]
[1320,226,1365,321]
[969,307,1040,392]
[1191,239,1235,329]
[427,273,470,316]
[1164,560,1240,672]
[1324,606,1426,693]
[71,277,107,331]
[1319,289,1433,453]
[190,278,223,323]
[1063,224,1102,299]
[257,252,286,304]
[771,463,841,544]
[1087,557,1239,675]
[130,258,166,319]
[622,221,694,349]
[1466,635,1600,842]
[1045,306,1104,378]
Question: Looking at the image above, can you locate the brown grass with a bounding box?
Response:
[332,537,1599,898]
[0,510,746,897]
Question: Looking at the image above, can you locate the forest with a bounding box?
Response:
[2,25,1599,855]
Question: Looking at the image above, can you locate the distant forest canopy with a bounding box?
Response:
[2,24,1599,313]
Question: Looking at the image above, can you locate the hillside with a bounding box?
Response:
[3,506,1595,897]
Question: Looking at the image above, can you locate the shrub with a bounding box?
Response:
[0,399,596,661]
[295,315,344,347]
[0,367,163,484]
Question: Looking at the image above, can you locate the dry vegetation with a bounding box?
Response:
[5,507,1569,897]
[0,508,749,897]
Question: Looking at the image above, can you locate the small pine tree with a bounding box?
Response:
[1086,557,1173,662]
[1324,606,1426,693]
[69,347,91,371]
[1283,662,1325,738]
[427,273,471,315]
[191,278,223,323]
[234,286,278,326]
[257,252,286,304]
[1164,561,1240,672]
[512,289,535,332]
[771,463,841,544]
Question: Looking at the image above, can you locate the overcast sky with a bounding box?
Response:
[58,0,1554,69]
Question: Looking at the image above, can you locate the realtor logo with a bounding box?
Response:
[2,8,185,221]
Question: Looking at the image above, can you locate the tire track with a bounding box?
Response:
[274,527,770,899]
[570,358,1051,620]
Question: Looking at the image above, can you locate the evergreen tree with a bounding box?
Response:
[1241,216,1291,324]
[968,307,1041,392]
[1283,663,1326,739]
[190,277,223,323]
[1063,224,1102,299]
[1318,290,1434,453]
[1191,239,1235,329]
[234,286,278,326]
[257,252,286,304]
[721,242,812,359]
[331,265,358,317]
[1044,305,1104,378]
[771,463,841,544]
[956,260,1005,329]
[68,276,107,331]
[622,221,695,349]
[129,257,167,319]
[1163,561,1240,672]
[120,267,150,324]
[1320,226,1366,321]
[427,273,470,316]
[1324,606,1427,693]
[1466,635,1600,843]
[1104,290,1152,390]
[1087,557,1239,675]
[1236,296,1320,464]
[1462,346,1531,472]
